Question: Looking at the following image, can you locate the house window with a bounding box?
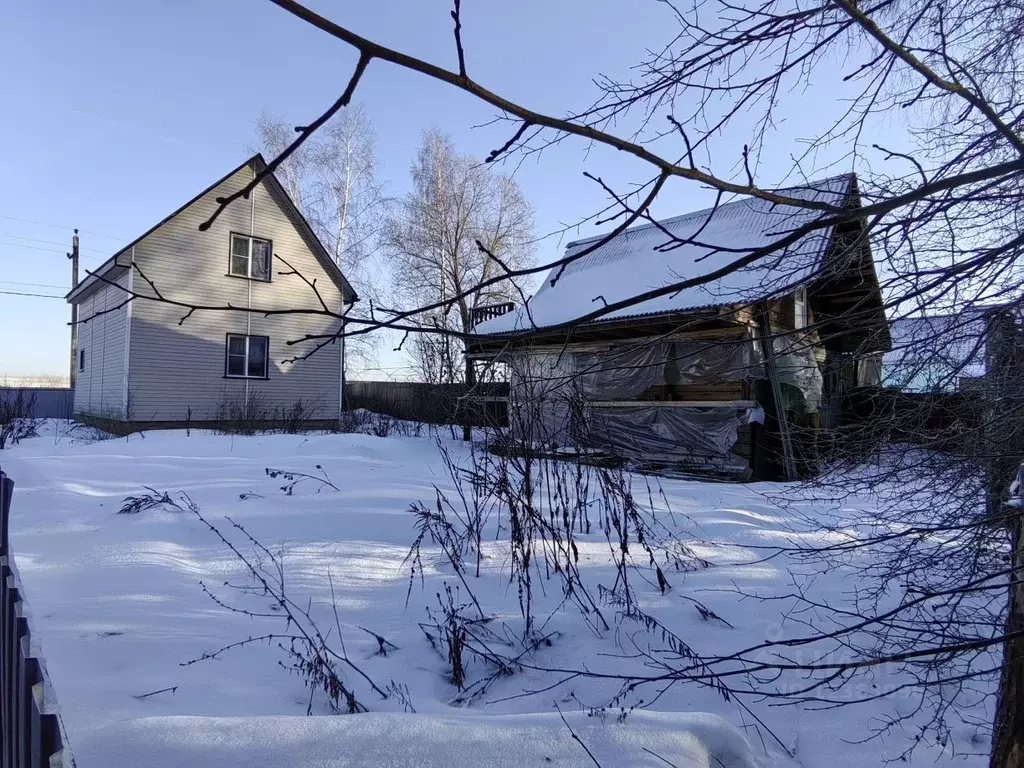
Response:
[225,334,269,379]
[229,234,272,281]
[793,286,808,329]
[78,349,85,372]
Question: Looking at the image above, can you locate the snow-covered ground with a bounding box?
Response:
[0,422,990,767]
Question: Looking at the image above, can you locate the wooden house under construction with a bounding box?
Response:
[469,174,890,479]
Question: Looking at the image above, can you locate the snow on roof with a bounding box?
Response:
[474,174,855,335]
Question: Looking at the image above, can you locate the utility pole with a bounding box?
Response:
[68,229,79,389]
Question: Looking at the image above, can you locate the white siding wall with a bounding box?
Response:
[73,271,129,418]
[72,293,92,414]
[127,165,344,422]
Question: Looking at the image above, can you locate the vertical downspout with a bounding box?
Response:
[99,281,108,413]
[245,167,256,418]
[87,295,94,413]
[121,246,134,420]
[339,302,350,419]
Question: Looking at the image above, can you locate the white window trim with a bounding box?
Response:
[229,233,272,281]
[793,285,808,329]
[225,333,270,379]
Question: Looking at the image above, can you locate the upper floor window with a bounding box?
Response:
[229,234,272,281]
[79,349,86,372]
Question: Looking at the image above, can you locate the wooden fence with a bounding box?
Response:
[469,302,515,328]
[346,381,508,427]
[843,386,983,451]
[0,471,70,767]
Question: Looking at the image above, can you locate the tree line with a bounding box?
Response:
[253,109,535,382]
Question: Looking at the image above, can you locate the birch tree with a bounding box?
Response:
[254,104,385,367]
[384,129,534,383]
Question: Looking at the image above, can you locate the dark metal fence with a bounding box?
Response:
[0,390,73,421]
[346,381,508,427]
[0,471,70,767]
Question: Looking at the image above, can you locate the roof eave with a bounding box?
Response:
[471,274,823,340]
[67,155,259,302]
[65,153,360,307]
[471,303,750,343]
[66,257,130,304]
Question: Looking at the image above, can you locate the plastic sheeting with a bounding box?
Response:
[503,333,822,472]
[587,404,762,473]
[573,338,760,399]
[504,337,773,472]
[772,336,824,414]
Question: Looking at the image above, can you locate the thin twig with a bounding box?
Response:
[133,686,178,700]
[555,704,602,767]
[450,0,467,78]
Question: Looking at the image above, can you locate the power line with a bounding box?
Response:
[0,246,110,270]
[0,279,68,290]
[0,240,113,262]
[0,289,64,299]
[0,241,69,255]
[0,214,123,242]
[0,232,109,254]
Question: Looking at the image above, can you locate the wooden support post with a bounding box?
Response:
[0,472,10,557]
[463,355,476,442]
[989,307,1024,767]
[755,304,797,480]
[992,487,1024,768]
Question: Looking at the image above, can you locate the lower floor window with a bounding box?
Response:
[225,334,269,378]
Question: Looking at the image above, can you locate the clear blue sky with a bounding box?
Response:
[0,0,890,378]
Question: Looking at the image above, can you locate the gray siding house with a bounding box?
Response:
[67,154,357,429]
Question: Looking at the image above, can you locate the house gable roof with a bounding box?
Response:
[67,154,358,305]
[474,174,858,335]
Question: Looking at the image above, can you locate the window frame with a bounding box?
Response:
[78,349,85,372]
[227,232,273,282]
[223,333,271,380]
[793,285,808,330]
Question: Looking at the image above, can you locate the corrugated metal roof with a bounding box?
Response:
[474,174,854,335]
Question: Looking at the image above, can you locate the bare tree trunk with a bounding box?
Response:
[991,505,1024,768]
[990,311,1024,767]
[334,133,354,268]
